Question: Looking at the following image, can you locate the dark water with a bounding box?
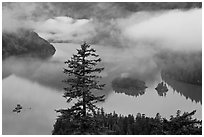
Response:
[2,43,202,134]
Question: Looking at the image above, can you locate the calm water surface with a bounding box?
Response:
[2,43,202,134]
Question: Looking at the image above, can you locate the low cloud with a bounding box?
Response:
[2,3,202,134]
[34,8,201,53]
[3,3,202,53]
[119,9,201,51]
[2,3,36,32]
[2,2,56,33]
[35,16,96,43]
[2,3,202,89]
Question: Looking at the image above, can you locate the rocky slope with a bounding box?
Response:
[2,29,56,59]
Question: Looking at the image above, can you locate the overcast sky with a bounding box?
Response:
[2,2,202,51]
[2,3,202,134]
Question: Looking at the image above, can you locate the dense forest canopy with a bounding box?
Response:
[156,51,202,85]
[2,29,55,59]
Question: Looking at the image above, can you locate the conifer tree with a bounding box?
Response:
[54,42,105,134]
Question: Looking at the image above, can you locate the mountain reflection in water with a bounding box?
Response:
[111,74,202,105]
[2,43,202,134]
[162,75,202,104]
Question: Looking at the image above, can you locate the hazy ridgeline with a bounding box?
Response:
[3,3,201,86]
[2,2,202,135]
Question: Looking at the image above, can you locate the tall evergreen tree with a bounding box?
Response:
[53,42,105,134]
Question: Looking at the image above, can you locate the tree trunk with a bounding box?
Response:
[82,52,86,118]
[82,51,86,133]
[82,91,86,117]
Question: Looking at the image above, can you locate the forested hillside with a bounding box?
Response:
[2,29,56,59]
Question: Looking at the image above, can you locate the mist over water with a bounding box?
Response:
[2,3,202,135]
[3,5,202,79]
[2,75,67,134]
[2,42,202,134]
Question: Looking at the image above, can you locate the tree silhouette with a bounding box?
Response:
[53,42,105,134]
[52,42,202,135]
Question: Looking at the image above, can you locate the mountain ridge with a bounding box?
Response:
[2,29,56,59]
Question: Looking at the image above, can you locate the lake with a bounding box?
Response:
[2,43,202,135]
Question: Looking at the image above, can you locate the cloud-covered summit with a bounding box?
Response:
[2,2,202,51]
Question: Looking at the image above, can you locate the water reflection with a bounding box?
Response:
[155,82,168,97]
[156,89,167,97]
[2,43,202,134]
[162,75,202,104]
[2,75,67,134]
[111,73,202,105]
[114,87,145,97]
[2,56,67,90]
[112,77,147,97]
